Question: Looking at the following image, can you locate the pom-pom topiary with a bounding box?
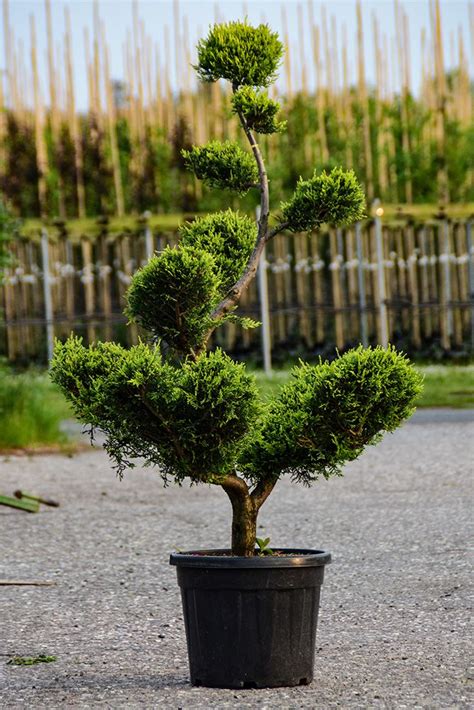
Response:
[281,167,366,232]
[195,21,284,88]
[51,21,422,557]
[125,245,219,354]
[182,140,258,194]
[231,87,286,134]
[51,339,260,483]
[179,210,256,292]
[239,346,423,484]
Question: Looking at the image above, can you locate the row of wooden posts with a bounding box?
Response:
[1,215,474,364]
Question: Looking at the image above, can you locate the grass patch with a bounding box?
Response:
[255,365,474,409]
[0,366,72,449]
[7,655,56,666]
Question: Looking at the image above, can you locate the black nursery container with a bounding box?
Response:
[170,548,331,689]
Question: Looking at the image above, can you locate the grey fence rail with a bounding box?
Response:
[1,216,473,362]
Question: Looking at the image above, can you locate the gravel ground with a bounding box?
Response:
[0,411,472,709]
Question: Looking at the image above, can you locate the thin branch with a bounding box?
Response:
[203,96,270,333]
[266,221,290,242]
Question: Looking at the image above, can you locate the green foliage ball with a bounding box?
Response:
[51,338,260,482]
[196,21,284,88]
[240,346,423,484]
[281,167,366,232]
[231,87,286,134]
[182,140,258,194]
[125,245,220,353]
[179,209,257,292]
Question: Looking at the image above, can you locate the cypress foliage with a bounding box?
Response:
[51,21,422,556]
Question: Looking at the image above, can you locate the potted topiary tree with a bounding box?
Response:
[51,21,422,689]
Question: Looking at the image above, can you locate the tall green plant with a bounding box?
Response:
[51,21,422,556]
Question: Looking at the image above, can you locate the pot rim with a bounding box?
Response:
[170,548,331,568]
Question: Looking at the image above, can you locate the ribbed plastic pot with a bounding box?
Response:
[170,548,331,689]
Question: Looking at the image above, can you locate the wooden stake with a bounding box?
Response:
[30,15,48,218]
[80,236,96,344]
[281,7,293,98]
[329,228,345,350]
[102,29,125,217]
[64,8,86,218]
[405,222,421,348]
[45,0,65,218]
[418,226,433,338]
[2,0,12,107]
[310,23,328,163]
[431,0,449,204]
[356,1,374,201]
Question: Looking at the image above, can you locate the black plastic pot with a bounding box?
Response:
[170,548,331,689]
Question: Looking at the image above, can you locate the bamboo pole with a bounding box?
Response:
[102,29,125,217]
[355,221,369,346]
[405,222,421,348]
[386,35,399,203]
[431,0,449,204]
[321,6,332,104]
[345,227,359,341]
[0,34,6,173]
[356,1,374,202]
[64,8,86,218]
[310,23,328,163]
[455,221,470,332]
[372,14,388,199]
[40,228,54,362]
[283,235,294,343]
[394,2,413,203]
[272,234,287,343]
[92,0,102,124]
[18,239,35,355]
[281,7,293,98]
[174,0,181,95]
[294,233,312,347]
[119,235,138,344]
[163,26,174,135]
[45,0,65,218]
[3,264,17,360]
[59,231,75,338]
[450,223,463,346]
[309,232,325,344]
[97,230,112,341]
[154,45,164,129]
[84,27,94,111]
[329,228,345,350]
[341,23,353,170]
[80,236,96,344]
[439,219,452,350]
[30,15,48,218]
[16,38,28,120]
[132,0,145,141]
[418,226,433,338]
[297,3,308,97]
[297,3,311,165]
[2,0,11,106]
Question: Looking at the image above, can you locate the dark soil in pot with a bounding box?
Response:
[170,548,331,689]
